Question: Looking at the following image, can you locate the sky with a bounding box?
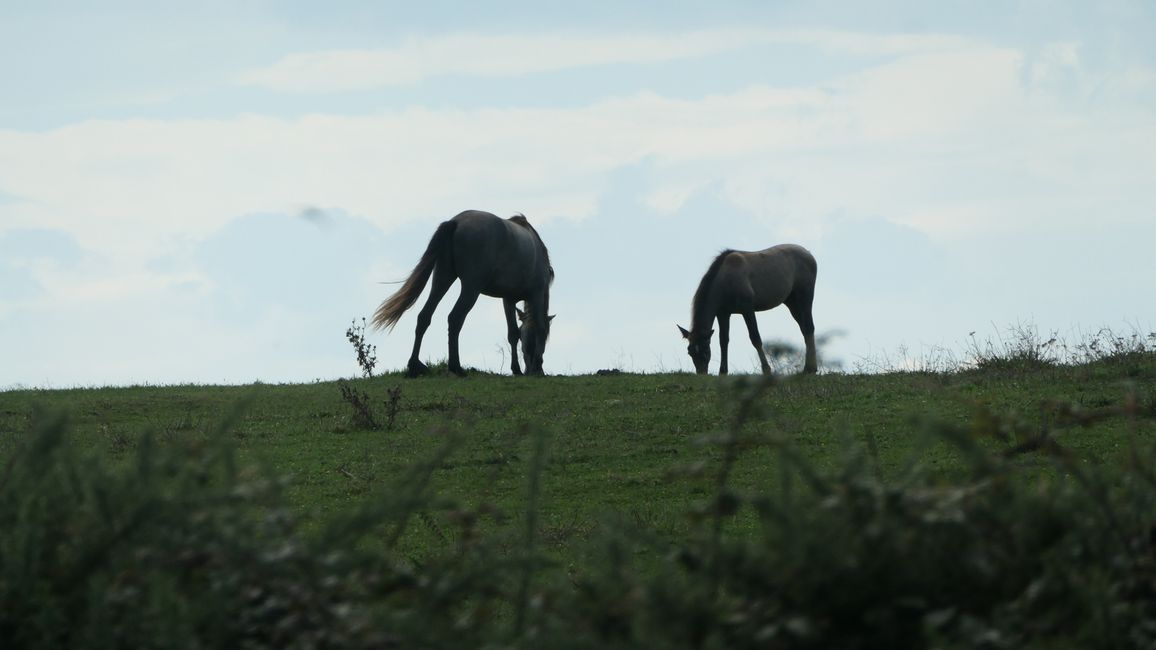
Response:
[2,1,1154,388]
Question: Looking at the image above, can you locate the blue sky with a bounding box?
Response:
[2,1,1154,386]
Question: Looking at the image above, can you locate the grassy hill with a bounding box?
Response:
[3,352,1151,534]
[1,347,1154,647]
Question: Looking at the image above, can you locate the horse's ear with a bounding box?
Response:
[548,314,556,322]
[678,325,691,339]
[516,307,526,321]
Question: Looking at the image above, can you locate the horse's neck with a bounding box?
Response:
[526,292,548,320]
[692,287,721,333]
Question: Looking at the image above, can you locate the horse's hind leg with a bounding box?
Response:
[741,312,772,374]
[446,285,481,376]
[786,290,817,374]
[408,266,455,377]
[503,298,523,376]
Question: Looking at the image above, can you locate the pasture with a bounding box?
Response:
[1,348,1153,647]
[3,356,1149,542]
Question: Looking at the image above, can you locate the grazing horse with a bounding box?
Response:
[678,245,817,375]
[373,210,554,377]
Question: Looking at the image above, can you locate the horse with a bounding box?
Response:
[678,244,817,375]
[372,210,554,377]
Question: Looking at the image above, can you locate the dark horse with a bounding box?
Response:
[679,245,817,375]
[373,210,554,376]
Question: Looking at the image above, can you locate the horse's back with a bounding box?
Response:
[752,243,813,261]
[450,209,503,231]
[746,244,815,280]
[448,210,550,296]
[724,244,815,310]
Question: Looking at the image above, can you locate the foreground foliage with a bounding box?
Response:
[1,366,1154,648]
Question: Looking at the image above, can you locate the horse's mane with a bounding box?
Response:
[509,213,553,285]
[691,249,735,330]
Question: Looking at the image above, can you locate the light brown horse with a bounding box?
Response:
[373,210,553,377]
[679,245,817,375]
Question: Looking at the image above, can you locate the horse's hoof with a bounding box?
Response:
[511,367,524,376]
[406,360,429,378]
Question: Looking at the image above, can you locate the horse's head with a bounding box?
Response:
[517,308,554,375]
[678,324,713,375]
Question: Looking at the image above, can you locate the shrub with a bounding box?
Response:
[345,318,377,378]
[0,411,521,648]
[2,377,1154,648]
[337,381,402,431]
[543,377,1156,649]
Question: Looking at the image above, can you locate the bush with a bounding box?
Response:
[0,411,521,648]
[345,318,377,379]
[2,380,1154,648]
[574,389,1156,649]
[853,325,1156,375]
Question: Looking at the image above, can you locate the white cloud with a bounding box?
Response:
[4,25,1156,385]
[237,29,971,92]
[2,35,1153,282]
[643,179,712,215]
[237,31,749,91]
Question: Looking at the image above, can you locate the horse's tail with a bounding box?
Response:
[372,220,456,331]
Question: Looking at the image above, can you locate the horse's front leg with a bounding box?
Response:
[446,286,480,376]
[742,312,772,375]
[502,298,523,376]
[717,314,731,376]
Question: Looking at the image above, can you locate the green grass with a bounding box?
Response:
[3,353,1153,562]
[2,351,1155,648]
